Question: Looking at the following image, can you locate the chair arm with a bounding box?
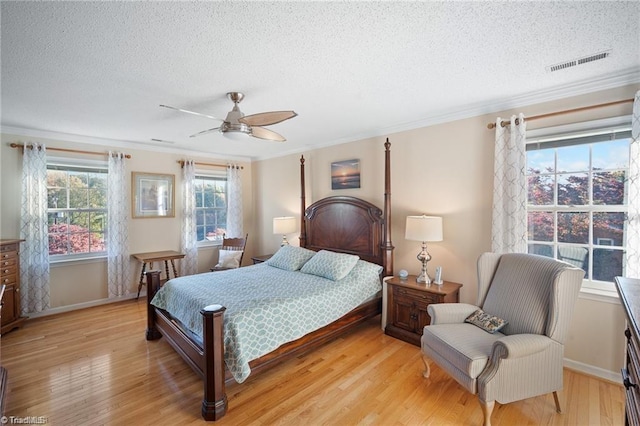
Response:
[492,334,552,359]
[427,303,479,325]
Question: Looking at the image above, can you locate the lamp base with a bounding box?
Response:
[416,272,432,285]
[280,235,290,246]
[416,241,432,285]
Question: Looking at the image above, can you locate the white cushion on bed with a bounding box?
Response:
[265,245,316,271]
[215,249,243,269]
[300,249,360,281]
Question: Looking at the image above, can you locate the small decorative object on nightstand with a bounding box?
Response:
[385,275,462,346]
[251,254,273,264]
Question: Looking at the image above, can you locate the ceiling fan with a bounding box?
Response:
[160,92,297,142]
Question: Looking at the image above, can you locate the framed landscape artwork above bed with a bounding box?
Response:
[331,159,360,190]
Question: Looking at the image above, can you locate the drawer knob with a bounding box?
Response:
[3,269,8,274]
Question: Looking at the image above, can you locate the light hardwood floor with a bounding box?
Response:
[1,299,625,425]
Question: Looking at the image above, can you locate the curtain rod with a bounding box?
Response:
[487,98,634,129]
[177,160,243,169]
[10,143,131,158]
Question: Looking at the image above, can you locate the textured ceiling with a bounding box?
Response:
[1,1,639,161]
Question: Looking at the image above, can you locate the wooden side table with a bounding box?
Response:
[132,251,186,299]
[385,275,462,346]
[251,254,273,264]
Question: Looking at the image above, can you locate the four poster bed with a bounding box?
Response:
[145,139,394,421]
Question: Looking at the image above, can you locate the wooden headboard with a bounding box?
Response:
[299,139,394,276]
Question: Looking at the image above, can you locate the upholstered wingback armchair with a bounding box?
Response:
[421,252,584,426]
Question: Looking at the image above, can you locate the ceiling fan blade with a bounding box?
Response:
[160,104,224,122]
[239,111,297,127]
[250,126,286,142]
[189,126,221,138]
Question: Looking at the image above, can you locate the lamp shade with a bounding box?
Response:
[273,216,296,234]
[405,215,443,242]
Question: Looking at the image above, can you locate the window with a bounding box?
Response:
[526,123,631,292]
[195,175,227,242]
[47,161,108,258]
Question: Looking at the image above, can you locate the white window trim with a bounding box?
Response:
[527,115,632,300]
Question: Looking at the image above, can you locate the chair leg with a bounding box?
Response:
[479,399,494,426]
[422,355,431,378]
[552,391,562,413]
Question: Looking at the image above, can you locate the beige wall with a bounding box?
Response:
[253,83,639,378]
[0,135,255,309]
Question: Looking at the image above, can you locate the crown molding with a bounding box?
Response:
[4,67,639,163]
[255,67,640,161]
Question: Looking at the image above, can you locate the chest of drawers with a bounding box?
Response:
[616,277,640,425]
[0,239,27,334]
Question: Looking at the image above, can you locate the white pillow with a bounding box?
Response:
[215,249,243,269]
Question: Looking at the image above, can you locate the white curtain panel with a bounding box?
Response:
[491,113,528,254]
[627,91,640,278]
[19,143,50,314]
[226,165,244,238]
[180,160,198,276]
[107,152,130,297]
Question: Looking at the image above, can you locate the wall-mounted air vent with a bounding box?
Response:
[546,49,612,73]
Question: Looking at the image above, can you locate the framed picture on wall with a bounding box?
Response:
[132,172,175,218]
[331,159,361,190]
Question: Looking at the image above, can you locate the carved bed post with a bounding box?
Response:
[200,305,228,421]
[299,155,307,247]
[383,138,394,276]
[145,271,162,340]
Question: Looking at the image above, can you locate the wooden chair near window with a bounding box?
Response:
[210,234,248,271]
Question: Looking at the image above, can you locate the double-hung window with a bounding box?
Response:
[526,119,631,293]
[194,174,227,243]
[47,160,108,259]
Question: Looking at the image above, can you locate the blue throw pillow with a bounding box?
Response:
[300,250,359,281]
[265,245,316,271]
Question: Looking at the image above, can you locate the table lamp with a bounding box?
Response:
[273,216,296,246]
[405,215,443,285]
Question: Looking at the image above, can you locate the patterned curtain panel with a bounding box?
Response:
[491,113,527,254]
[226,165,244,238]
[181,160,198,276]
[19,143,50,314]
[628,91,640,278]
[107,152,130,297]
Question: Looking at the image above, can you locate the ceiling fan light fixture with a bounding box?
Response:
[220,121,251,140]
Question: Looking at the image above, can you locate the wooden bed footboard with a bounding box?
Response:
[146,270,227,420]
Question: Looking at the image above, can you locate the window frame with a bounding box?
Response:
[194,170,228,247]
[46,156,109,263]
[526,115,632,299]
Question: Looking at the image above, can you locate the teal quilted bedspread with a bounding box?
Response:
[151,261,382,383]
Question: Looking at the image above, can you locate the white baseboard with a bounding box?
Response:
[26,292,145,319]
[564,357,621,384]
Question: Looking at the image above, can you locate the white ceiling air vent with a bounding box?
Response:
[546,49,612,72]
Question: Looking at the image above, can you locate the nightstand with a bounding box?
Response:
[385,275,462,346]
[251,254,273,264]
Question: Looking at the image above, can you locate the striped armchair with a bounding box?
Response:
[421,252,584,426]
